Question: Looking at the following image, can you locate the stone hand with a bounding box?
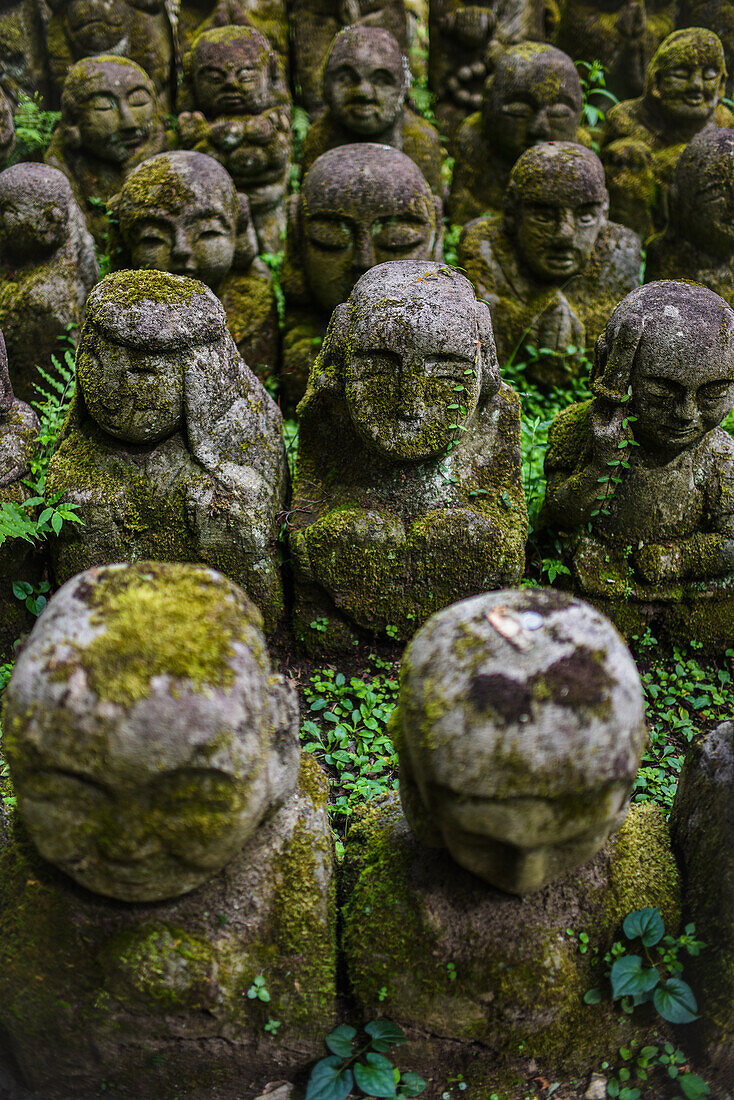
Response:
[177,111,210,146]
[632,542,685,584]
[589,399,631,469]
[444,6,495,46]
[532,292,584,355]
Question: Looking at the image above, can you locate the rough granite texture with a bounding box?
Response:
[178,0,290,72]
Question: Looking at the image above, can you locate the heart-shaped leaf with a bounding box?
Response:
[305,1056,354,1100]
[611,956,659,1000]
[623,907,665,947]
[654,978,698,1024]
[325,1024,358,1058]
[354,1052,398,1097]
[365,1019,407,1052]
[398,1070,427,1096]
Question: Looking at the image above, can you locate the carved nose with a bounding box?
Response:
[352,229,376,272]
[96,813,160,862]
[529,110,551,140]
[171,230,195,270]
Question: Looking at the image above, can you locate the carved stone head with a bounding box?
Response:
[396,589,647,894]
[289,143,442,313]
[672,127,734,260]
[183,25,281,117]
[323,25,407,137]
[0,162,97,275]
[49,0,128,57]
[504,142,609,282]
[645,28,727,131]
[59,55,162,165]
[482,43,583,164]
[113,150,258,285]
[3,561,300,902]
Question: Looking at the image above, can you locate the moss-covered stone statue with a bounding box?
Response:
[555,0,676,102]
[45,55,167,246]
[178,26,291,255]
[458,142,641,385]
[0,561,337,1098]
[288,260,527,653]
[0,324,41,660]
[178,0,290,70]
[0,163,99,404]
[45,0,176,111]
[45,270,288,634]
[110,150,278,386]
[428,0,553,140]
[0,0,49,106]
[290,0,408,112]
[301,26,444,197]
[342,588,680,1085]
[281,143,444,411]
[449,43,584,225]
[600,28,734,234]
[542,280,734,652]
[0,86,15,167]
[646,128,734,301]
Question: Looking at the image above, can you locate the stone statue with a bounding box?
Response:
[601,28,734,234]
[555,0,677,102]
[178,0,290,73]
[679,0,734,97]
[290,0,408,113]
[428,0,553,139]
[542,280,734,652]
[449,43,584,226]
[646,128,734,302]
[0,324,41,660]
[178,25,291,255]
[600,136,657,240]
[281,143,444,411]
[45,55,167,246]
[46,0,176,111]
[0,561,336,1097]
[0,0,48,106]
[0,163,98,403]
[110,151,278,386]
[288,260,528,652]
[458,142,641,385]
[45,270,288,634]
[396,588,647,893]
[0,85,15,167]
[301,26,444,197]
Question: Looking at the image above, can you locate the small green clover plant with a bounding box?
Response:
[305,1020,426,1100]
[246,975,270,1003]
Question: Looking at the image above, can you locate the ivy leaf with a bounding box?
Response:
[365,1019,406,1052]
[398,1071,427,1096]
[610,956,659,1000]
[305,1056,354,1100]
[654,978,698,1023]
[325,1024,358,1058]
[623,907,665,947]
[353,1052,398,1096]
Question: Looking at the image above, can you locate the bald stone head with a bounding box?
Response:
[673,128,734,259]
[186,25,280,117]
[3,561,299,902]
[483,43,583,164]
[645,28,727,130]
[0,163,82,263]
[396,588,647,894]
[298,143,440,312]
[324,26,407,137]
[60,55,160,165]
[504,141,608,281]
[50,0,128,57]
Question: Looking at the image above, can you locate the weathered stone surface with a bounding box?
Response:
[0,325,41,661]
[0,0,48,106]
[301,26,444,196]
[670,721,734,1090]
[459,142,641,383]
[290,0,408,113]
[395,588,647,893]
[46,0,176,111]
[679,0,734,97]
[646,127,734,302]
[0,163,98,403]
[601,28,734,235]
[179,0,290,72]
[45,55,167,245]
[288,260,527,652]
[0,85,15,168]
[178,25,292,255]
[281,143,443,410]
[45,270,288,634]
[542,280,734,653]
[111,150,278,384]
[449,43,585,226]
[342,796,680,1084]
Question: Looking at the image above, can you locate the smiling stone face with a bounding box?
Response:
[324,26,406,137]
[62,0,127,54]
[63,56,158,165]
[190,26,276,117]
[647,27,727,128]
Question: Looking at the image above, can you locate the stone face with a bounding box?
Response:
[45,55,167,245]
[458,142,642,383]
[45,270,288,634]
[111,150,278,384]
[0,0,49,106]
[4,561,300,902]
[178,26,292,255]
[46,0,176,110]
[646,127,734,302]
[0,86,15,168]
[542,280,734,653]
[449,43,584,225]
[178,0,290,72]
[290,0,408,113]
[669,722,734,1088]
[288,260,527,652]
[301,26,444,196]
[281,143,443,410]
[601,28,734,235]
[0,163,99,403]
[396,588,647,894]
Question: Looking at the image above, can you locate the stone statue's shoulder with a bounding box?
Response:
[546,399,593,471]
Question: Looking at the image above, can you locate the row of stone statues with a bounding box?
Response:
[0,563,729,1095]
